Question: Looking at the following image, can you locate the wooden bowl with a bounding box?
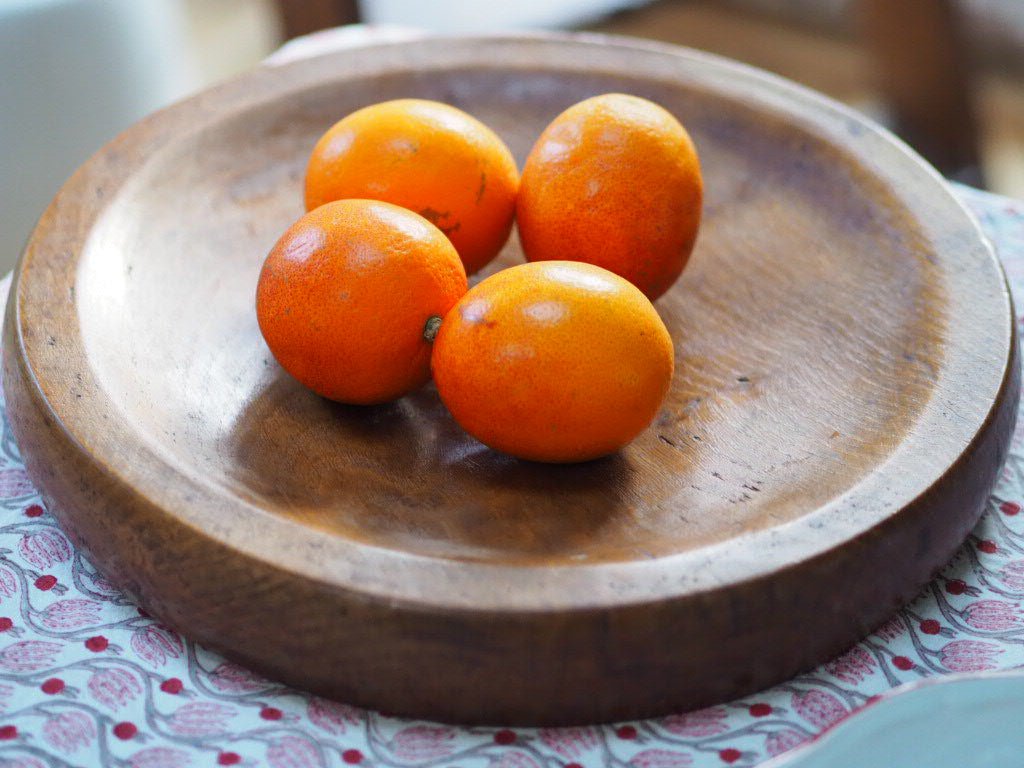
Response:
[3,33,1017,726]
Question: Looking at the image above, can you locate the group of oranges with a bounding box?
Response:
[256,93,703,462]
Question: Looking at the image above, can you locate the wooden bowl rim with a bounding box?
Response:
[10,31,1014,613]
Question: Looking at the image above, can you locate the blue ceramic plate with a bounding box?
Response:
[764,671,1024,767]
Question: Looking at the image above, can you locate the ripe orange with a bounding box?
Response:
[516,93,703,300]
[256,199,467,404]
[305,99,519,275]
[432,261,674,463]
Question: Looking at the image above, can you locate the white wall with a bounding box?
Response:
[0,0,279,275]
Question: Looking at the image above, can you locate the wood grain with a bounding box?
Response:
[2,33,1017,725]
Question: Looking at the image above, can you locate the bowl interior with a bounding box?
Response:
[74,60,944,565]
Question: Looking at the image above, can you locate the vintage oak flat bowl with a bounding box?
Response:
[3,33,1018,726]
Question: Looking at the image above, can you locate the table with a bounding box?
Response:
[0,185,1020,767]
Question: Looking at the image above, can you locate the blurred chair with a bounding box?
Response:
[861,0,983,185]
[277,0,360,39]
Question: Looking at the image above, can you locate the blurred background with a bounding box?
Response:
[2,0,1022,273]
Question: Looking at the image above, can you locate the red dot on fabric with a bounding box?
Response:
[113,722,137,740]
[946,579,967,595]
[0,725,16,740]
[893,656,914,670]
[920,619,941,635]
[34,575,57,590]
[494,729,517,745]
[85,636,108,652]
[218,753,242,766]
[565,764,584,768]
[719,748,742,764]
[616,725,638,740]
[24,505,44,518]
[160,678,183,694]
[41,678,64,695]
[749,703,772,717]
[979,540,999,554]
[259,707,283,721]
[0,618,12,632]
[342,749,364,764]
[1000,501,1020,516]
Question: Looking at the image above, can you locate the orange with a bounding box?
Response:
[516,93,703,300]
[431,261,674,463]
[256,199,467,404]
[305,99,520,275]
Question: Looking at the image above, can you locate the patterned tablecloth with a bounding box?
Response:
[0,160,1022,767]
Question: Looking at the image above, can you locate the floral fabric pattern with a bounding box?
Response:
[0,186,1021,767]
